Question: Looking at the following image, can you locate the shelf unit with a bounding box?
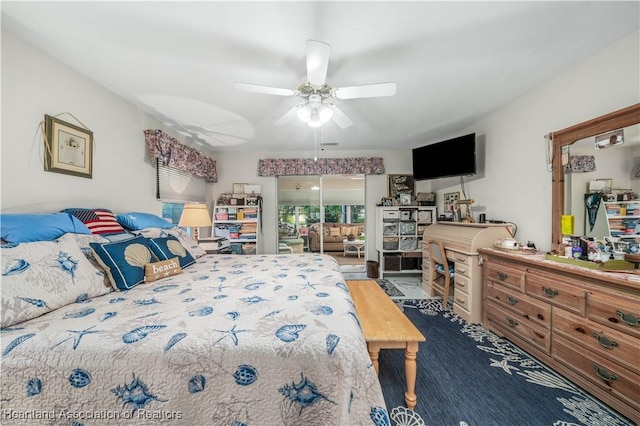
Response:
[604,201,640,239]
[212,204,260,254]
[375,206,437,278]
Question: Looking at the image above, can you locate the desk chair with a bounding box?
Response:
[427,240,455,308]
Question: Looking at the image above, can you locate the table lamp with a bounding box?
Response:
[178,204,211,241]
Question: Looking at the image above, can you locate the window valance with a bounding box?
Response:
[144,129,218,183]
[257,157,385,176]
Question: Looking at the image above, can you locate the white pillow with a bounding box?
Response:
[132,227,206,258]
[1,234,112,328]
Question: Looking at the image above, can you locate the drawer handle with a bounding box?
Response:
[506,295,519,305]
[506,317,519,327]
[592,332,618,350]
[593,364,618,383]
[615,310,638,327]
[542,287,559,298]
[497,272,508,281]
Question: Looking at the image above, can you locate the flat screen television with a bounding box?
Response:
[412,133,476,180]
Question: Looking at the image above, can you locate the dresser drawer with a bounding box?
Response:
[553,309,640,374]
[525,272,586,316]
[455,273,470,296]
[486,301,550,354]
[485,280,550,329]
[553,335,640,411]
[454,289,469,311]
[485,262,525,291]
[588,293,640,340]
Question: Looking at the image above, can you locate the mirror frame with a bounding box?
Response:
[550,103,640,251]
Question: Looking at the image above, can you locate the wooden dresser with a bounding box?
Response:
[421,223,513,323]
[480,248,640,423]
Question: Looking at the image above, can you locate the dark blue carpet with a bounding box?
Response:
[377,299,635,426]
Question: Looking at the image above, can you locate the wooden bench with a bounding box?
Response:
[346,280,426,409]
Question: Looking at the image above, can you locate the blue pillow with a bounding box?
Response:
[147,236,196,269]
[0,213,91,243]
[89,235,156,291]
[116,212,175,231]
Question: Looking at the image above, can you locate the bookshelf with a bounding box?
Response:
[211,203,260,254]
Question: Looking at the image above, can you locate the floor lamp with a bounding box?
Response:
[178,204,211,241]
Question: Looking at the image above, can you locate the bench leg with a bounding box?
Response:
[404,341,419,409]
[367,342,380,374]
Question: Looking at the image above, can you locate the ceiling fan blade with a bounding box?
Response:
[274,105,301,126]
[333,82,397,100]
[306,40,330,86]
[330,105,353,128]
[234,82,296,96]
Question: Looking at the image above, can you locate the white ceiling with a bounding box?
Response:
[2,1,638,153]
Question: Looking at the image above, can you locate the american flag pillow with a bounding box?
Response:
[64,208,126,235]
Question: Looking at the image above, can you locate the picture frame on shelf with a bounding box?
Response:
[399,193,412,206]
[444,192,459,213]
[44,114,93,179]
[387,174,414,201]
[232,183,248,195]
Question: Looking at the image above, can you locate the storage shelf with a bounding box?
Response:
[375,206,437,278]
[212,203,260,255]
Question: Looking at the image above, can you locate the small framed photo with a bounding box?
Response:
[382,197,393,206]
[399,193,412,206]
[44,114,93,179]
[233,183,247,194]
[444,192,460,213]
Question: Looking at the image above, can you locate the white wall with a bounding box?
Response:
[1,30,165,214]
[416,30,639,251]
[3,27,638,255]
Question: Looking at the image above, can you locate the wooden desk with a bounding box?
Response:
[346,280,426,409]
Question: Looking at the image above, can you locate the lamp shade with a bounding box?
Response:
[178,204,212,228]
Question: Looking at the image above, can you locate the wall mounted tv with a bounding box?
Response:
[412,133,476,180]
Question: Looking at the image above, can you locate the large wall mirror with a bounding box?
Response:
[550,103,640,250]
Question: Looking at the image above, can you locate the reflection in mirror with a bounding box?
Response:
[595,129,625,150]
[564,124,640,242]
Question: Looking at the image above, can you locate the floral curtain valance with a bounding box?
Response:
[257,157,385,176]
[144,129,218,182]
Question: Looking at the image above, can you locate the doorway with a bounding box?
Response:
[277,174,366,273]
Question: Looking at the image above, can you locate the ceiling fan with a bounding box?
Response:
[234,40,397,128]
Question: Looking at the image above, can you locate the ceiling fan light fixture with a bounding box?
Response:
[297,107,311,123]
[318,106,333,123]
[308,110,322,127]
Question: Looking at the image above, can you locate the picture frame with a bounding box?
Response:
[399,193,413,206]
[387,174,414,201]
[381,197,393,206]
[44,114,93,179]
[444,192,460,213]
[233,183,248,194]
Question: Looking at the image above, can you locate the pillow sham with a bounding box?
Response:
[116,212,174,231]
[63,208,127,235]
[0,213,91,243]
[132,227,206,259]
[144,257,183,282]
[56,233,113,293]
[147,236,196,269]
[89,235,156,291]
[1,236,112,328]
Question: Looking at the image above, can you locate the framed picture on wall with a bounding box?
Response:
[444,192,459,213]
[44,114,93,179]
[387,174,414,201]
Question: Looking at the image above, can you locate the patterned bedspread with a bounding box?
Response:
[1,254,388,425]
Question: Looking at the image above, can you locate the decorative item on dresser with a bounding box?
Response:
[480,248,639,423]
[421,222,514,323]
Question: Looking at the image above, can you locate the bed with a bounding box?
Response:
[0,212,389,425]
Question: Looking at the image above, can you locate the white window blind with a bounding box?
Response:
[156,160,206,203]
